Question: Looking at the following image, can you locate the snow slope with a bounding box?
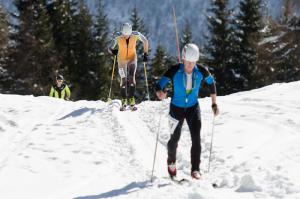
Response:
[0,81,300,199]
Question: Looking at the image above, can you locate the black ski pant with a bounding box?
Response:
[167,103,201,172]
[119,59,137,99]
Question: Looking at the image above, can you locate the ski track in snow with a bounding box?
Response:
[0,82,300,199]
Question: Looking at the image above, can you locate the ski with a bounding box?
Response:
[119,106,126,111]
[130,106,138,111]
[162,176,189,185]
[162,175,219,187]
[119,105,137,111]
[171,177,189,185]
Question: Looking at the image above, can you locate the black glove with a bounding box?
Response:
[143,53,148,62]
[111,49,118,55]
[112,49,118,56]
[212,103,219,116]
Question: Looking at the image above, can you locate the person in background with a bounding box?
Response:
[49,74,71,100]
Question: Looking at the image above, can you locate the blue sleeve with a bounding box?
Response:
[155,64,179,91]
[197,64,217,94]
[157,76,170,90]
[205,75,215,85]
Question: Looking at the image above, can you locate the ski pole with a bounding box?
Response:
[207,115,216,173]
[150,100,163,182]
[172,6,181,63]
[108,55,117,102]
[143,62,150,101]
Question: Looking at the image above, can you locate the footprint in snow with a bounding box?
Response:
[46,137,56,141]
[94,161,102,165]
[72,150,81,154]
[7,120,17,127]
[82,151,92,155]
[286,119,295,125]
[62,160,71,164]
[48,157,58,161]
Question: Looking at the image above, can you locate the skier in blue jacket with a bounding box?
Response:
[155,43,219,179]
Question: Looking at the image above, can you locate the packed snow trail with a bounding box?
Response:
[0,81,300,199]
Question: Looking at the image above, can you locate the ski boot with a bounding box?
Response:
[120,99,127,111]
[167,162,177,178]
[129,97,137,111]
[191,170,201,180]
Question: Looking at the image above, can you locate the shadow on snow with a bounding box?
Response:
[73,180,155,199]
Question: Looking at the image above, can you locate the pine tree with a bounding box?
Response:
[224,14,249,93]
[7,0,58,95]
[256,16,300,87]
[150,44,176,100]
[32,1,59,91]
[47,0,77,78]
[151,45,169,77]
[0,5,10,93]
[0,5,9,56]
[275,19,300,83]
[180,20,193,48]
[130,7,148,36]
[281,0,293,23]
[0,5,8,65]
[235,0,263,90]
[205,0,231,95]
[92,0,111,100]
[69,0,96,100]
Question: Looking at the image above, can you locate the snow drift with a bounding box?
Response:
[0,81,300,199]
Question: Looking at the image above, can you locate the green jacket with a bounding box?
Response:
[49,84,71,100]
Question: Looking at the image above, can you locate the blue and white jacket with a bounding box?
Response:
[156,63,216,108]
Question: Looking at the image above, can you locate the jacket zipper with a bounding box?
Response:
[183,71,196,108]
[126,37,130,59]
[183,72,188,108]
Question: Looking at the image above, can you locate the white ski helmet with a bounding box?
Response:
[182,43,200,62]
[122,23,132,36]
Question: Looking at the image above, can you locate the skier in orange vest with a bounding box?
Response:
[108,23,149,111]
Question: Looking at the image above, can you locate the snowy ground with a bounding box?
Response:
[0,81,300,199]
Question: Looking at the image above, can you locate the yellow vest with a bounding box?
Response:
[49,84,71,100]
[117,36,138,61]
